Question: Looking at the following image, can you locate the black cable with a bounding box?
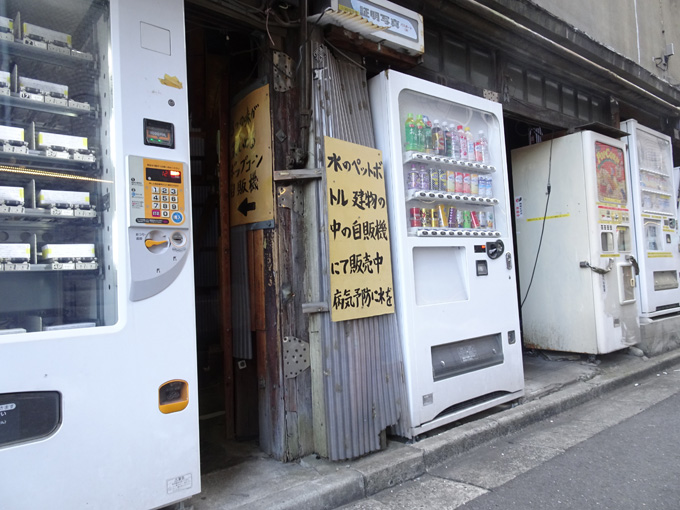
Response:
[520,134,553,309]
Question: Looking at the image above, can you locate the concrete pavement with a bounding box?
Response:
[186,347,680,510]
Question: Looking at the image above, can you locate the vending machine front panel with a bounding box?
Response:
[622,119,680,318]
[370,70,524,437]
[0,1,200,508]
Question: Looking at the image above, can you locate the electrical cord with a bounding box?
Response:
[520,134,553,309]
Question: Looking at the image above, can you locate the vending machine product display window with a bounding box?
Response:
[0,1,115,333]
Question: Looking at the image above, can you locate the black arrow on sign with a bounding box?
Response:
[237,197,256,216]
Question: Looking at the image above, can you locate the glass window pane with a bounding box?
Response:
[562,86,575,116]
[506,65,524,100]
[527,72,542,106]
[545,80,559,111]
[423,28,440,71]
[443,37,467,81]
[0,1,116,333]
[470,49,492,89]
[577,93,590,120]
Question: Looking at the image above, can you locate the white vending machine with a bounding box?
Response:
[0,1,200,509]
[512,131,640,354]
[369,70,524,438]
[621,119,680,318]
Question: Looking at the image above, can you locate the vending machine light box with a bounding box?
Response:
[0,1,200,509]
[369,70,524,438]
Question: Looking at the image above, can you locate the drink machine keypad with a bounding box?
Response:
[128,156,191,301]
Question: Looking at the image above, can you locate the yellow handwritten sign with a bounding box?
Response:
[324,136,395,322]
[230,84,274,227]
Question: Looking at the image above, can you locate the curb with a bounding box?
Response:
[324,349,680,509]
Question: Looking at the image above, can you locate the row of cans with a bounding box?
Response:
[407,164,493,198]
[409,206,495,229]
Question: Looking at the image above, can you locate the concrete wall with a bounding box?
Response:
[532,0,680,85]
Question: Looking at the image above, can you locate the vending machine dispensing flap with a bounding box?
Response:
[158,380,189,414]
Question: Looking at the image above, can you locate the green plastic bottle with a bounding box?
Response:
[404,113,416,151]
[415,114,426,152]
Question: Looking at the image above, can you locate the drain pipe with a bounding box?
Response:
[426,0,680,115]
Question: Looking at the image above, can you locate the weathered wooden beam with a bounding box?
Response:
[273,168,323,181]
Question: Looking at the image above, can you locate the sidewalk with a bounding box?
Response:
[188,347,680,510]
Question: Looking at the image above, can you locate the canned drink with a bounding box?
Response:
[486,175,493,198]
[463,173,471,194]
[463,210,472,229]
[409,207,422,227]
[439,169,448,191]
[470,211,480,228]
[421,208,433,227]
[407,165,419,190]
[457,209,465,227]
[448,207,457,228]
[486,211,494,229]
[471,173,479,196]
[447,170,456,193]
[437,204,448,227]
[455,172,464,193]
[429,168,439,191]
[478,210,487,228]
[418,165,430,191]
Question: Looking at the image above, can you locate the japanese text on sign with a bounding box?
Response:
[230,85,274,227]
[324,136,394,322]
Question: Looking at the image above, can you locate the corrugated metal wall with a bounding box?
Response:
[230,225,252,359]
[311,42,409,460]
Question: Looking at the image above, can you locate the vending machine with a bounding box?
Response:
[368,70,524,438]
[512,131,640,354]
[621,119,680,318]
[0,1,200,509]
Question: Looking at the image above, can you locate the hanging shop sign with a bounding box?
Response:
[324,136,395,321]
[230,84,274,228]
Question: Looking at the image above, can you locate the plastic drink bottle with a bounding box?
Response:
[465,127,475,162]
[431,120,444,156]
[477,130,490,163]
[457,125,467,160]
[404,113,416,151]
[415,114,426,152]
[444,122,453,157]
[424,116,433,154]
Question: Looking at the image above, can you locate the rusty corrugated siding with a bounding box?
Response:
[311,43,408,460]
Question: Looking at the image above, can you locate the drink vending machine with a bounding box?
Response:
[512,131,640,354]
[368,70,524,437]
[0,1,200,509]
[621,119,680,319]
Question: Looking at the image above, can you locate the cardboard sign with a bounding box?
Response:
[230,84,274,227]
[324,136,395,322]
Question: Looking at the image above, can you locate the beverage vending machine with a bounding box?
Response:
[621,119,680,318]
[0,1,200,509]
[512,131,640,354]
[368,70,524,437]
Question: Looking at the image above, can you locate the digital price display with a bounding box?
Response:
[143,118,175,149]
[146,167,182,184]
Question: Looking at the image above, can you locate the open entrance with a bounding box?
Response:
[184,6,263,473]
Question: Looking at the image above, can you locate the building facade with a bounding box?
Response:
[184,0,680,465]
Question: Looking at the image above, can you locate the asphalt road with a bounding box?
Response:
[338,365,680,510]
